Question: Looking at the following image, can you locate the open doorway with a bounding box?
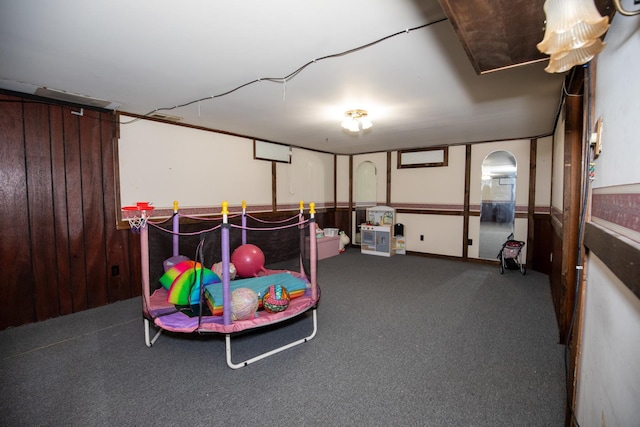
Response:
[479,150,517,259]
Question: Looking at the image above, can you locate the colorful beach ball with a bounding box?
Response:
[230,288,259,321]
[262,284,290,313]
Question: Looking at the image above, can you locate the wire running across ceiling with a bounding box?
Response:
[120,18,448,125]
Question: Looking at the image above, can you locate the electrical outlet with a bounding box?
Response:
[468,238,473,245]
[420,235,424,241]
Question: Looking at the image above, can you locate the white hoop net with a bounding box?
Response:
[122,203,154,232]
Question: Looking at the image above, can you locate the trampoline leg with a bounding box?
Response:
[144,318,163,347]
[225,309,318,369]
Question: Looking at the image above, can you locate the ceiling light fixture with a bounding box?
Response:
[341,109,373,133]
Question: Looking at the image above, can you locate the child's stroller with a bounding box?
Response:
[497,233,526,275]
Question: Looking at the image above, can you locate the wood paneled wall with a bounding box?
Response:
[0,92,137,330]
[550,93,583,344]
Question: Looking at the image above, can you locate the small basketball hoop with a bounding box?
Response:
[122,202,155,232]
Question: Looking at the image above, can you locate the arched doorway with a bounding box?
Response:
[479,151,517,259]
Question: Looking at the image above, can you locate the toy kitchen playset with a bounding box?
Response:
[360,206,404,257]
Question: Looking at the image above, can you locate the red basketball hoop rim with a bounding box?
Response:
[121,202,155,230]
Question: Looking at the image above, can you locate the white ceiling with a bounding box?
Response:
[0,0,565,154]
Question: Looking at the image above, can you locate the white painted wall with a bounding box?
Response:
[119,116,546,259]
[551,106,565,214]
[336,155,350,205]
[398,213,463,256]
[276,147,334,208]
[535,135,553,208]
[118,116,271,209]
[575,15,640,427]
[578,255,640,427]
[390,146,466,256]
[118,116,335,211]
[390,146,466,204]
[591,18,640,189]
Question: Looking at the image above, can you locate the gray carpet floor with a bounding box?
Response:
[0,250,565,426]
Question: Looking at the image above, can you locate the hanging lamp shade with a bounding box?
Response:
[544,38,606,73]
[537,0,609,73]
[537,0,609,54]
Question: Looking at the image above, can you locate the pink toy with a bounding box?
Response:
[231,244,266,278]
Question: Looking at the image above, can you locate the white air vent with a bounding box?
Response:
[34,87,113,109]
[149,113,183,123]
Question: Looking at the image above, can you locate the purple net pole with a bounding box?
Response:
[299,201,304,274]
[172,201,179,257]
[309,202,317,300]
[241,200,247,245]
[221,202,231,326]
[140,217,151,316]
